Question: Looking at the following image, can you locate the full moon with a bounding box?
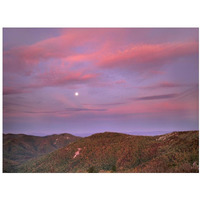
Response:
[75,92,79,96]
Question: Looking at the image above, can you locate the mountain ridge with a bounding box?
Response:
[3,133,81,172]
[13,130,199,173]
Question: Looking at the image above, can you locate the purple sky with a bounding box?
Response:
[3,28,199,136]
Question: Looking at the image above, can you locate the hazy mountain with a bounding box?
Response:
[124,131,170,136]
[16,130,199,173]
[3,133,81,172]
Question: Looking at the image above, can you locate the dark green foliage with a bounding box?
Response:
[87,166,98,173]
[111,165,117,172]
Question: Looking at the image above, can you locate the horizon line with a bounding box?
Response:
[3,129,199,137]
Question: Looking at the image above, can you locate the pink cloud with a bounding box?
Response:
[3,29,198,92]
[107,99,194,118]
[3,87,29,95]
[34,68,99,88]
[99,41,198,72]
[3,29,101,74]
[153,81,183,88]
[4,29,118,69]
[3,29,144,75]
[3,68,99,95]
[140,81,188,90]
[15,29,100,61]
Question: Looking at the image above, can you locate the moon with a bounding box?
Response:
[75,92,79,96]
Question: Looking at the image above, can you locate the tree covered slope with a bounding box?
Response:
[17,131,199,173]
[3,133,81,172]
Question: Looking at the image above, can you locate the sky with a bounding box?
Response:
[3,28,199,136]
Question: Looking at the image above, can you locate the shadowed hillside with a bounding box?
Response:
[3,133,81,172]
[16,131,199,173]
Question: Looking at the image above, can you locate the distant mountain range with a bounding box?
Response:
[3,131,199,173]
[124,131,171,136]
[3,130,171,137]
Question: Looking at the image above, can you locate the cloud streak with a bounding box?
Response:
[3,87,29,95]
[135,93,178,101]
[65,108,107,112]
[4,70,99,95]
[140,81,190,90]
[83,102,126,107]
[99,42,198,73]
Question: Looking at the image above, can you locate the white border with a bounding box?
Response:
[0,1,199,200]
